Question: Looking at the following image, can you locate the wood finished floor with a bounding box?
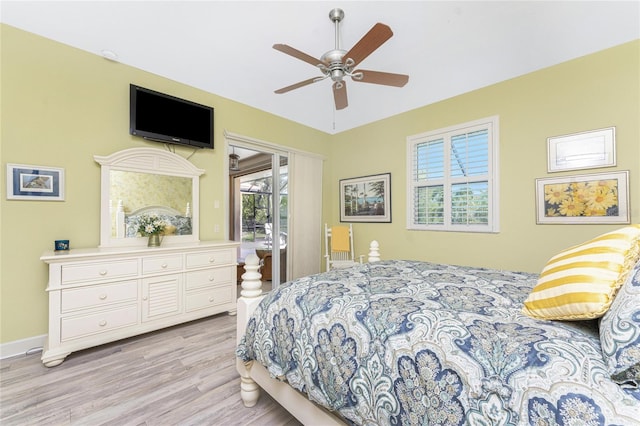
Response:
[0,311,301,426]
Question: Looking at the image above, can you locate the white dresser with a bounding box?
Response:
[40,240,239,367]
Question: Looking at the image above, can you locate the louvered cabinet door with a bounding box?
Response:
[142,274,183,322]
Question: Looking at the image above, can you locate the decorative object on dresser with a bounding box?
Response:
[41,240,239,367]
[54,239,70,251]
[135,213,167,247]
[147,234,161,247]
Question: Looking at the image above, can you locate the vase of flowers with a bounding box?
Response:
[137,213,167,247]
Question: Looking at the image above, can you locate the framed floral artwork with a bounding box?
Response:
[535,171,629,224]
[6,163,65,201]
[340,173,391,222]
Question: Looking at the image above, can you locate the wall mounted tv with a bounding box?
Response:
[130,84,214,149]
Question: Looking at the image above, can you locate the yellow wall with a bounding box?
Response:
[1,23,638,345]
[0,25,329,343]
[326,40,639,272]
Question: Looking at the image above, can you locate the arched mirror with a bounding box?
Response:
[95,147,204,247]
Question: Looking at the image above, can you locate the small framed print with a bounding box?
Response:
[340,172,391,223]
[535,170,629,224]
[547,127,616,172]
[6,163,65,201]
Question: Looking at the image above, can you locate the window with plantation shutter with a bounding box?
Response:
[407,116,499,232]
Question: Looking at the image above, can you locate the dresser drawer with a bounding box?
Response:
[61,260,138,285]
[61,280,137,313]
[60,305,138,341]
[185,286,233,313]
[142,255,183,275]
[185,249,234,269]
[184,267,233,290]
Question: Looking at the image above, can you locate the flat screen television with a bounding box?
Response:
[130,84,214,149]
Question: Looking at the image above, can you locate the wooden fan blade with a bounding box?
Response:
[353,69,409,87]
[333,81,348,110]
[273,44,325,67]
[343,23,393,67]
[275,77,321,94]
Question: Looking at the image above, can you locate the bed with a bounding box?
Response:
[236,229,640,425]
[124,205,192,237]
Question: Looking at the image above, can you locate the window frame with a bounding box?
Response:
[406,116,500,233]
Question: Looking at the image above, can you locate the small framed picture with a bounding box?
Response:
[6,163,65,201]
[340,173,391,223]
[547,127,616,172]
[535,170,629,224]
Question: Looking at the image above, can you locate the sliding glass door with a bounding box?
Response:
[230,146,288,289]
[227,132,322,291]
[271,153,288,287]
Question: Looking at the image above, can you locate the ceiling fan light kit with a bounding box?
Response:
[273,8,409,110]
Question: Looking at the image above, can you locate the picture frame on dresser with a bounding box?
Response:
[6,163,65,201]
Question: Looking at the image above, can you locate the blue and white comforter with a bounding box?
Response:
[237,260,640,425]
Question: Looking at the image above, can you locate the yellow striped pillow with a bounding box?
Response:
[522,225,640,320]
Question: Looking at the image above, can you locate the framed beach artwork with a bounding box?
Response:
[340,173,391,223]
[535,170,629,224]
[6,163,65,201]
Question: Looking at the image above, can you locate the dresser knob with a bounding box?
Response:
[99,270,108,276]
[161,263,168,269]
[209,296,215,302]
[208,257,215,263]
[99,320,107,327]
[143,296,148,301]
[208,275,215,281]
[99,294,107,300]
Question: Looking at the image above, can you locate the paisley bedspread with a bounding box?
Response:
[237,260,640,425]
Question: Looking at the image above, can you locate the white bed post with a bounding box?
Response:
[115,200,125,238]
[236,253,264,407]
[368,240,380,262]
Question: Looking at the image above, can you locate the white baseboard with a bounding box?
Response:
[0,335,46,360]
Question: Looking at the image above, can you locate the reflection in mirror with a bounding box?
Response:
[109,171,192,238]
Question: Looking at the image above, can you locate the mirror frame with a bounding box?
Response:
[94,147,205,247]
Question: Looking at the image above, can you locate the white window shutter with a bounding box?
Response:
[407,116,499,233]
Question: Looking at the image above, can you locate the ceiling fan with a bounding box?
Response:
[273,8,409,110]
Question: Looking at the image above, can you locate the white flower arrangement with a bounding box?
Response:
[137,213,168,236]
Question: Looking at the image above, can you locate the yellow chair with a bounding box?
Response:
[324,223,363,270]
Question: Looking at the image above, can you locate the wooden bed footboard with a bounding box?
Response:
[236,241,380,424]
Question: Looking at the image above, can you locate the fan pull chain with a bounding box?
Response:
[333,103,336,130]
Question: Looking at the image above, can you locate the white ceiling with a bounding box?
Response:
[2,1,639,135]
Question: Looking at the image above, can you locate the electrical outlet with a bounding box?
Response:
[214,224,220,233]
[214,200,220,208]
